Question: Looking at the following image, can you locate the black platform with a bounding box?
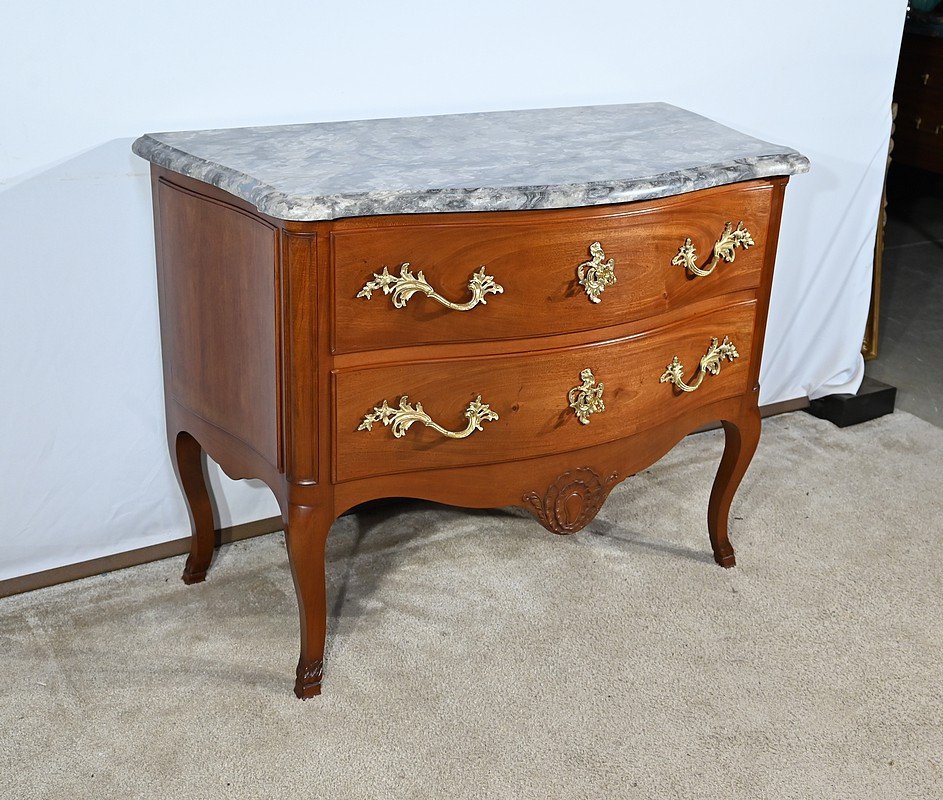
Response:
[805,376,897,428]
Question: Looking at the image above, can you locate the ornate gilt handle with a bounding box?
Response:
[358,395,499,439]
[576,242,616,303]
[671,222,754,277]
[357,263,503,311]
[568,368,605,424]
[659,336,740,393]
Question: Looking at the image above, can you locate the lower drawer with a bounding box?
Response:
[334,300,757,482]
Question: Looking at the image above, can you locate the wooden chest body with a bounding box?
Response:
[152,166,788,697]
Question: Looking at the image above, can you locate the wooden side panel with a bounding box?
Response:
[331,181,773,353]
[157,178,280,469]
[334,299,757,482]
[282,232,320,484]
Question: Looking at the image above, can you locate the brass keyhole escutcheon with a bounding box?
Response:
[568,368,605,424]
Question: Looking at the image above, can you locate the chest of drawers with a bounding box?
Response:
[133,103,808,698]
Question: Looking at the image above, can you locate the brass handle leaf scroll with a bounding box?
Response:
[672,222,754,277]
[659,337,740,393]
[358,395,499,440]
[357,264,503,311]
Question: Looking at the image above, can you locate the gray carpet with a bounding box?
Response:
[2,411,942,799]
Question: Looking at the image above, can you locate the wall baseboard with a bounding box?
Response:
[692,395,810,433]
[0,397,810,600]
[0,516,283,600]
[762,396,811,416]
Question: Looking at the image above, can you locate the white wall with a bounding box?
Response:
[0,1,906,581]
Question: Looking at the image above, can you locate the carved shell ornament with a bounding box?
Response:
[523,467,621,535]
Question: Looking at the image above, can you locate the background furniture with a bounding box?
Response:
[893,16,943,174]
[864,10,941,363]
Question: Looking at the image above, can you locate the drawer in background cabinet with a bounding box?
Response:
[896,32,943,95]
[333,299,757,482]
[331,181,775,353]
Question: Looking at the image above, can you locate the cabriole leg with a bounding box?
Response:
[285,501,334,699]
[171,431,216,584]
[707,407,761,568]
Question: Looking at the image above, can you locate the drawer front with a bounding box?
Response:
[334,300,757,482]
[897,33,943,95]
[332,182,773,354]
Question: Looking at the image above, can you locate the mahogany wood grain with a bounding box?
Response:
[332,181,773,353]
[708,408,762,568]
[156,179,281,471]
[705,176,786,568]
[281,231,319,484]
[147,165,791,698]
[285,498,333,698]
[333,299,757,482]
[330,393,747,518]
[330,287,759,370]
[172,431,216,584]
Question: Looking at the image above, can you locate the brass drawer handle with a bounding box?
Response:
[357,263,503,311]
[358,395,499,439]
[672,222,754,277]
[659,336,740,393]
[568,368,605,424]
[576,242,616,303]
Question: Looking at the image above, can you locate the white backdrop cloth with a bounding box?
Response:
[0,0,906,579]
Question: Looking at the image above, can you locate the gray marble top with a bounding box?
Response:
[132,103,809,221]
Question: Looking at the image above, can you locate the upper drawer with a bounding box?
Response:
[331,180,776,353]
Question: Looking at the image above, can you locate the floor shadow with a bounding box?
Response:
[587,517,714,564]
[325,501,526,631]
[322,495,713,647]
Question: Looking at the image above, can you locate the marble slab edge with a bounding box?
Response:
[132,134,810,223]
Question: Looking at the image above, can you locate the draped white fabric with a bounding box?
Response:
[0,0,907,580]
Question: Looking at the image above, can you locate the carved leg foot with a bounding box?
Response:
[182,563,208,585]
[172,431,216,584]
[285,501,333,699]
[707,407,761,568]
[295,658,325,699]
